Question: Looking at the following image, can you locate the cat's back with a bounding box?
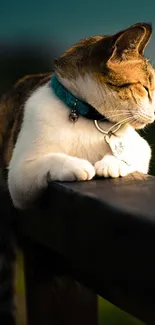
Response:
[0,73,52,174]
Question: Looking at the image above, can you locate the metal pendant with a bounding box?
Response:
[69,109,79,122]
[69,98,79,122]
[105,134,131,166]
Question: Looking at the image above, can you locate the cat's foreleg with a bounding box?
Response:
[8,153,95,209]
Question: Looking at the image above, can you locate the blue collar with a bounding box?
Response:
[50,74,105,121]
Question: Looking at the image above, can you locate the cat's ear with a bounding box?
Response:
[109,23,152,61]
[135,23,152,55]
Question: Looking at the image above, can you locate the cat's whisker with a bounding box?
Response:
[108,112,132,120]
[101,112,131,120]
[117,116,135,125]
[106,110,131,113]
[107,116,135,133]
[106,104,131,112]
[110,112,131,117]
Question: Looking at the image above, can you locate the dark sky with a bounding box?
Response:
[1,0,155,61]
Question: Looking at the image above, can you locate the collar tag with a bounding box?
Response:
[105,134,131,166]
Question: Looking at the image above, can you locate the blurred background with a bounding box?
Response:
[1,1,155,324]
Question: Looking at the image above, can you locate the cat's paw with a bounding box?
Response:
[49,156,95,182]
[8,155,95,209]
[94,155,131,178]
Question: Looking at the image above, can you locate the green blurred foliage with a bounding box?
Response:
[98,296,145,325]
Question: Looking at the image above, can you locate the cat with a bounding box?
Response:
[0,22,155,211]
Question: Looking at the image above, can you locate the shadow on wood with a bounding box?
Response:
[22,241,98,325]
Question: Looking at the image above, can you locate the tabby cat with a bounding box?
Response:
[0,22,155,212]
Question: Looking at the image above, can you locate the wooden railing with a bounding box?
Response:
[1,172,155,325]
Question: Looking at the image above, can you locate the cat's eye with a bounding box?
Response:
[143,85,152,101]
[143,86,149,94]
[107,82,131,88]
[118,83,131,88]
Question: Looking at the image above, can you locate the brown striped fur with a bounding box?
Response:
[0,73,52,176]
[55,23,155,112]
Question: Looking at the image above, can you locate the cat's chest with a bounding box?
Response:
[52,119,112,163]
[50,117,137,164]
[24,88,138,165]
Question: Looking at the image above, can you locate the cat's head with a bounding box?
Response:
[55,23,155,129]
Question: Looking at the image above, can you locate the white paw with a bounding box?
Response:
[94,155,132,178]
[50,157,95,182]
